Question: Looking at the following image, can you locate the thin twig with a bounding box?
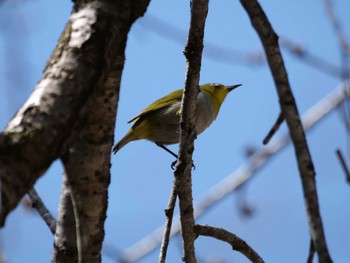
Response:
[335,149,350,184]
[158,182,178,263]
[307,239,315,263]
[27,187,56,235]
[324,0,350,57]
[263,112,284,145]
[194,224,264,263]
[324,0,350,155]
[240,0,332,262]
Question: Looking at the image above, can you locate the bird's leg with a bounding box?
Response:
[155,143,195,170]
[156,143,178,158]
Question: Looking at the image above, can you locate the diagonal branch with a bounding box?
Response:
[335,149,350,184]
[28,187,56,235]
[0,0,150,226]
[240,0,333,262]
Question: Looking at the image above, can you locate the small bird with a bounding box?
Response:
[113,83,241,162]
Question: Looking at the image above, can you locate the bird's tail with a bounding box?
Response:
[113,133,132,154]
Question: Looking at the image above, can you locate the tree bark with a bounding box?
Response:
[174,0,209,262]
[0,0,150,226]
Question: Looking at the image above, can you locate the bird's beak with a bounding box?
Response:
[227,84,242,92]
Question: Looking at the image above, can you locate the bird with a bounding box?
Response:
[113,83,241,165]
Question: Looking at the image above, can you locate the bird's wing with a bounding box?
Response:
[127,89,183,123]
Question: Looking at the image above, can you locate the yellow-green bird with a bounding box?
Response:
[113,83,241,159]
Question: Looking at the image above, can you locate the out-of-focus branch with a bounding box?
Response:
[280,38,343,78]
[194,224,264,263]
[173,0,209,262]
[120,83,349,262]
[139,13,265,66]
[324,0,350,142]
[324,0,350,57]
[139,14,343,78]
[240,0,332,262]
[27,187,56,235]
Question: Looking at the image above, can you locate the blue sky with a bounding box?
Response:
[1,0,350,262]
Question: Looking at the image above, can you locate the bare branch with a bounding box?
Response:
[27,187,56,235]
[139,13,265,66]
[335,149,350,184]
[263,112,284,145]
[159,182,178,263]
[121,83,349,262]
[173,0,209,262]
[55,21,137,262]
[280,38,343,78]
[324,0,350,57]
[307,239,315,263]
[239,0,334,261]
[52,174,78,262]
[194,224,264,263]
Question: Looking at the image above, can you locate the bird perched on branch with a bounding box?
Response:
[113,83,241,164]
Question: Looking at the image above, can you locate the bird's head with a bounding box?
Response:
[200,83,241,117]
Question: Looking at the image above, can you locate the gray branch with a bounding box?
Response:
[240,0,332,261]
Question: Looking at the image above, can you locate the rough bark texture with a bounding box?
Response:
[174,0,209,262]
[52,174,78,262]
[0,0,150,226]
[53,54,125,263]
[240,0,332,262]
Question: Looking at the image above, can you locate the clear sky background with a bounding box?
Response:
[1,0,350,262]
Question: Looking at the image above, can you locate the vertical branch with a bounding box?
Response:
[52,1,150,263]
[240,1,333,262]
[174,0,209,262]
[56,42,126,263]
[52,173,78,262]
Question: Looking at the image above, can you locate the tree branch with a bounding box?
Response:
[52,173,78,262]
[52,1,150,259]
[263,112,284,145]
[335,149,350,184]
[194,224,264,263]
[28,187,56,235]
[173,0,209,262]
[0,0,150,226]
[159,182,178,263]
[240,0,332,262]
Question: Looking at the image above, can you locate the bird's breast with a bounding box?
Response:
[195,92,216,135]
